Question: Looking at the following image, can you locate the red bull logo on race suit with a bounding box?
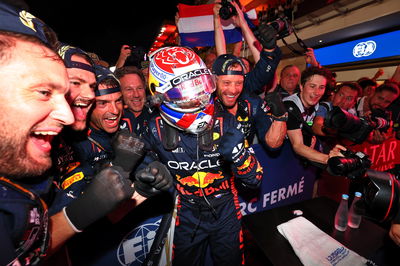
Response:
[177,171,224,188]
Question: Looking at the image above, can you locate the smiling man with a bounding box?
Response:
[115,66,155,136]
[283,66,346,165]
[60,65,124,193]
[58,45,97,131]
[52,45,98,177]
[0,4,167,265]
[0,30,79,264]
[90,75,124,134]
[213,53,287,150]
[0,31,74,180]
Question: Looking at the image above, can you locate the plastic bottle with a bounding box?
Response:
[334,194,349,231]
[348,192,362,228]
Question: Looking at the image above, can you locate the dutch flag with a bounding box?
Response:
[177,3,258,48]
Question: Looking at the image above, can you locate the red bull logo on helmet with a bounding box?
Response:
[177,171,224,188]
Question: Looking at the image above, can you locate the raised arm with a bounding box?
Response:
[213,0,227,56]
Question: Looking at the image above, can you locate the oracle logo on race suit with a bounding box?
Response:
[353,40,376,58]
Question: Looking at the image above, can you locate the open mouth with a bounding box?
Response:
[224,93,238,103]
[30,130,60,153]
[72,100,92,120]
[104,116,119,128]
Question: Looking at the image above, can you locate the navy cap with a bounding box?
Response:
[57,44,95,73]
[0,2,51,44]
[94,64,120,96]
[212,54,245,76]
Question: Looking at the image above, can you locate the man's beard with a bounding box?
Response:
[0,130,51,179]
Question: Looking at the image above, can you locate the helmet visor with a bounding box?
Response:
[163,71,216,112]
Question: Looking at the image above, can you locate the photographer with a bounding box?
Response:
[213,0,261,63]
[312,82,361,139]
[213,0,282,80]
[115,44,147,70]
[355,83,399,144]
[115,44,132,69]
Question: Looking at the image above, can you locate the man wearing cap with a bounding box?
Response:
[55,65,172,265]
[51,44,98,176]
[58,65,172,201]
[212,53,287,150]
[0,3,146,265]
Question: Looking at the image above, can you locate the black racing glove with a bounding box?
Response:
[134,161,173,198]
[64,167,134,231]
[218,124,251,168]
[111,128,145,178]
[255,22,277,50]
[265,91,287,117]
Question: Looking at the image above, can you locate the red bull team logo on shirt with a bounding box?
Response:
[177,171,224,188]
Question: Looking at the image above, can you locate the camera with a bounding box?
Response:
[324,106,392,144]
[219,0,237,20]
[370,108,391,133]
[360,168,400,223]
[327,149,372,179]
[328,150,400,223]
[252,14,294,50]
[124,45,146,68]
[264,15,293,40]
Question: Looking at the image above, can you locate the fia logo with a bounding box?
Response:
[117,219,161,265]
[353,40,376,58]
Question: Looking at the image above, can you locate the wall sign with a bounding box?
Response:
[314,30,400,66]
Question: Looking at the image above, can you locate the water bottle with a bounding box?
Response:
[334,194,349,231]
[348,192,362,228]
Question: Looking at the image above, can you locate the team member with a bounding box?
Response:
[0,3,138,265]
[115,65,155,136]
[52,44,98,179]
[142,46,263,265]
[213,53,287,149]
[59,65,172,199]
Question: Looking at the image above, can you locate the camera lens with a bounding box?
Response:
[362,170,400,222]
[219,0,236,20]
[328,157,360,176]
[325,106,362,132]
[219,7,232,20]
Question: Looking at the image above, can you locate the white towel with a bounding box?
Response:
[277,216,374,266]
